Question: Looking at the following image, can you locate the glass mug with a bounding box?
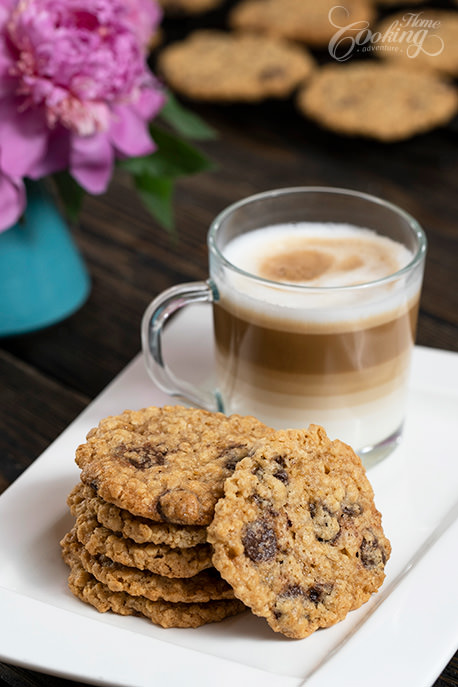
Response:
[141,187,426,466]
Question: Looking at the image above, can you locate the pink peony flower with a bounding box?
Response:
[0,0,165,232]
[124,0,162,51]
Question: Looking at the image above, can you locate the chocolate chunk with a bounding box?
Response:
[274,455,286,467]
[113,442,167,470]
[281,584,305,599]
[258,66,285,82]
[280,582,333,606]
[341,502,363,518]
[220,443,251,471]
[307,583,333,605]
[273,468,288,484]
[360,531,386,569]
[309,501,340,542]
[252,464,264,479]
[242,518,277,563]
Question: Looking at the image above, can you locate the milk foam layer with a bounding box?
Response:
[224,222,413,285]
[219,222,418,329]
[224,222,413,287]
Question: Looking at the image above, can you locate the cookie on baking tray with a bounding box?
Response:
[65,553,246,629]
[61,530,235,603]
[157,30,315,102]
[375,10,458,78]
[229,0,374,48]
[75,405,273,526]
[297,62,458,141]
[74,512,213,577]
[67,482,207,546]
[208,425,391,639]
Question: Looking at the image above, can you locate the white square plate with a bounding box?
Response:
[1,307,457,687]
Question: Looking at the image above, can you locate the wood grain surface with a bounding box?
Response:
[1,1,457,685]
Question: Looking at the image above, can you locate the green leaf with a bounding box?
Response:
[52,171,85,223]
[117,120,216,234]
[160,92,217,141]
[120,125,215,180]
[118,155,151,176]
[133,172,175,233]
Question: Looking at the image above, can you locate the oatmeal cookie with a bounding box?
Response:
[65,556,246,628]
[76,405,272,525]
[158,0,224,14]
[68,483,207,547]
[157,31,314,102]
[297,63,458,141]
[229,0,374,48]
[375,10,458,78]
[75,515,213,577]
[61,531,234,603]
[208,425,391,639]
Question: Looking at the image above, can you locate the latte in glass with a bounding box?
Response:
[142,187,426,465]
[213,222,420,450]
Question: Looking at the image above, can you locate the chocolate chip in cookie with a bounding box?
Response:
[208,425,391,638]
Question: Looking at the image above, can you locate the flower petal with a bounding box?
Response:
[0,173,26,233]
[0,0,16,33]
[27,126,71,179]
[131,87,166,120]
[69,132,114,194]
[0,71,15,98]
[124,0,163,50]
[0,97,49,178]
[0,37,14,81]
[109,103,156,158]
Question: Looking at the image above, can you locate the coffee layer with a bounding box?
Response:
[213,375,408,449]
[215,350,412,400]
[213,300,419,377]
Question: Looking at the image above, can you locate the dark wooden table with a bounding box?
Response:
[1,4,457,686]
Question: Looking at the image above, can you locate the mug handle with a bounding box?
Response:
[141,280,222,412]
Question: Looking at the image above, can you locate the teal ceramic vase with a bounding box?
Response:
[0,182,90,337]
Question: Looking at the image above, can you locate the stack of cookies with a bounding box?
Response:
[61,405,391,638]
[61,405,271,628]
